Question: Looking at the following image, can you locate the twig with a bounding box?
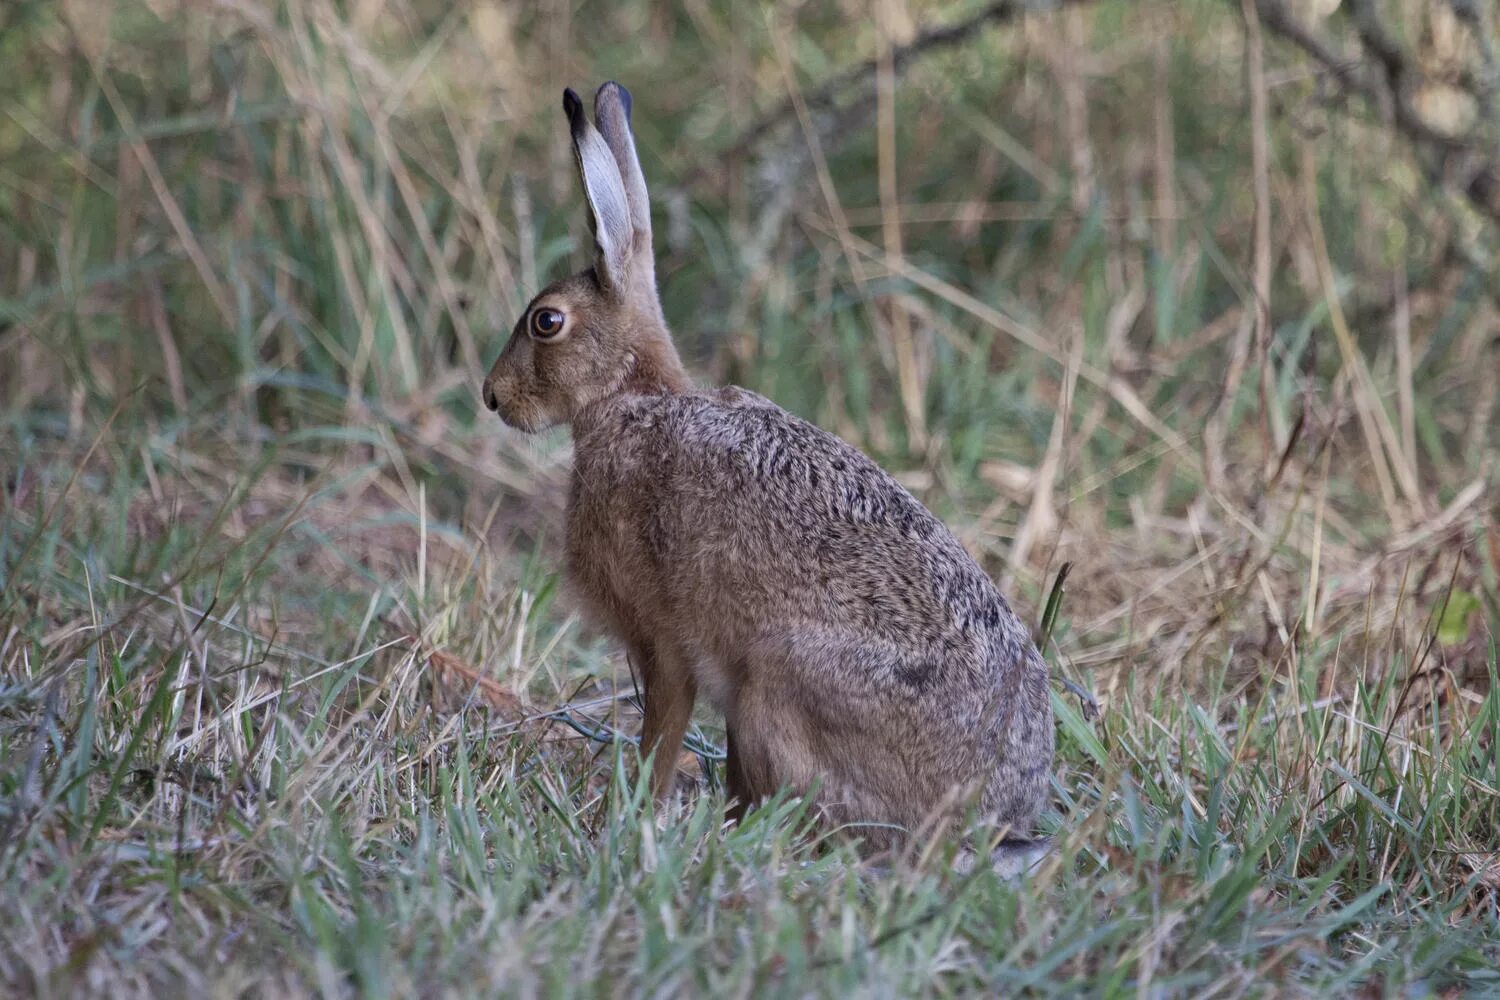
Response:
[1248,0,1500,225]
[685,0,1099,192]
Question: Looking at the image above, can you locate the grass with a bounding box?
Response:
[2,0,1499,995]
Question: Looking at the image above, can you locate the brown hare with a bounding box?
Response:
[482,82,1054,859]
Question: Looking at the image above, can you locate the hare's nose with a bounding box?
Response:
[482,380,499,412]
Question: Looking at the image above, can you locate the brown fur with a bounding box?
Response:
[482,83,1054,853]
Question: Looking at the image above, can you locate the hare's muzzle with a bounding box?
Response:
[480,369,547,432]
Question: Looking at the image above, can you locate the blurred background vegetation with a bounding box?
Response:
[2,0,1498,994]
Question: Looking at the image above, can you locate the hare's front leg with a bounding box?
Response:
[632,642,698,806]
[723,726,755,824]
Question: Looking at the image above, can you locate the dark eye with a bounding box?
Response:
[530,308,565,340]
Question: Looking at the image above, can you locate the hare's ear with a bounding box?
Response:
[563,87,632,294]
[592,82,651,256]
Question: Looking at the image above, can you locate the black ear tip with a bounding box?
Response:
[562,88,583,119]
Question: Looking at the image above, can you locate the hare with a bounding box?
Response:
[482,82,1054,856]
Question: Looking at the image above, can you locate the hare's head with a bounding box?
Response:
[482,83,688,432]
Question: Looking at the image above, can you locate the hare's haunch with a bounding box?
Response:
[482,82,1054,854]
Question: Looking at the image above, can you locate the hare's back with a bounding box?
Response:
[571,389,1024,651]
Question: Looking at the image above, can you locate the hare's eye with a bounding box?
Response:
[530,308,566,340]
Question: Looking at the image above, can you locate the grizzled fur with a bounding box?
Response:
[483,82,1054,852]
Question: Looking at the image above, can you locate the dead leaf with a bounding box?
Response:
[426,647,524,717]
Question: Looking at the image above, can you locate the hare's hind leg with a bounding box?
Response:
[729,671,907,853]
[723,683,819,817]
[722,715,808,825]
[729,628,972,852]
[726,634,903,847]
